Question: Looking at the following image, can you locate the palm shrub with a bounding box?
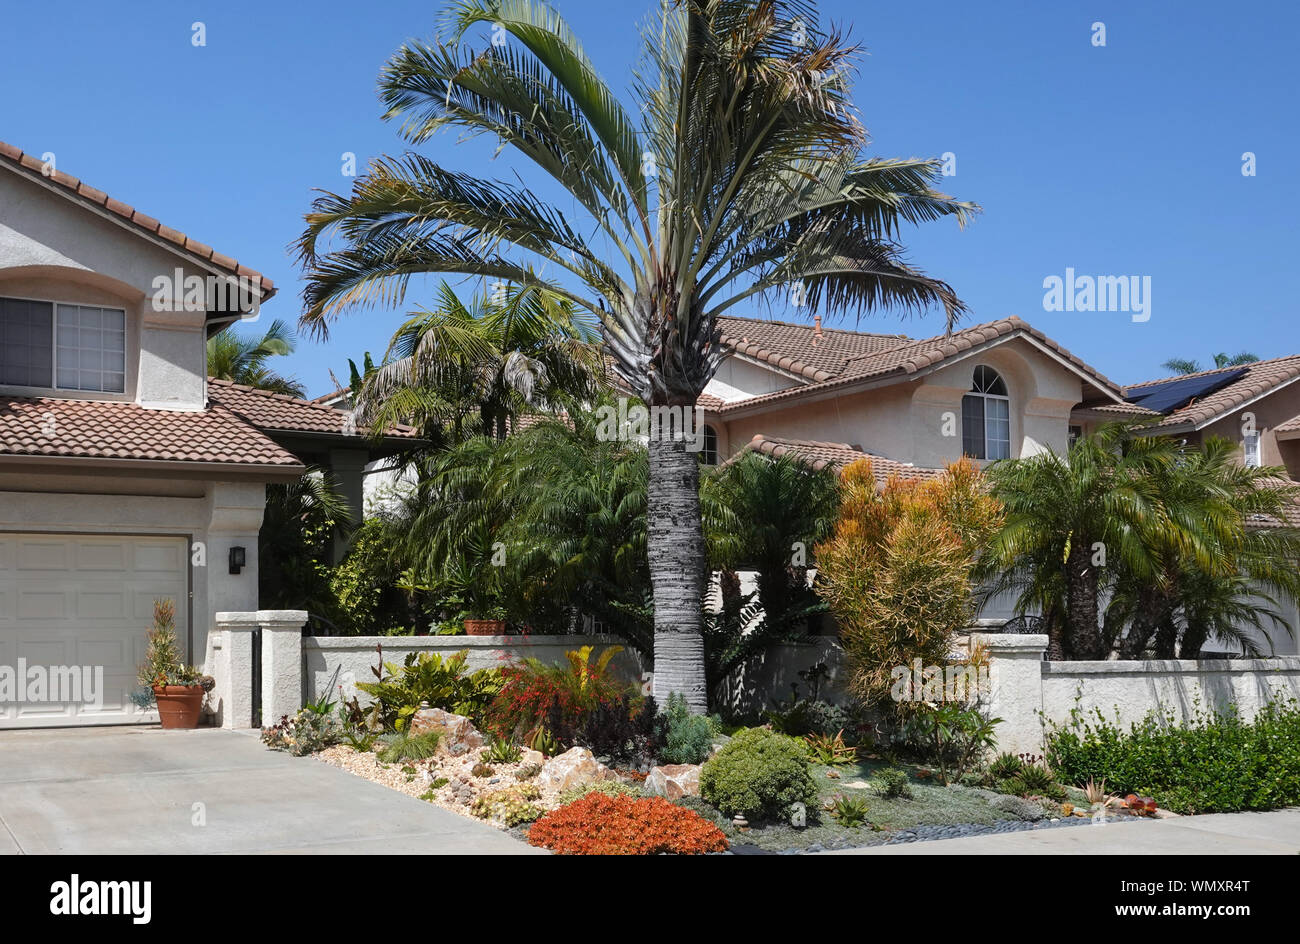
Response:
[815,458,1001,709]
[296,0,976,711]
[206,317,305,396]
[700,727,818,820]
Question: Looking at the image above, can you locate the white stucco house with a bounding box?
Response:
[0,141,414,729]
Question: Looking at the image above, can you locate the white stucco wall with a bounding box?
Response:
[0,169,212,410]
[304,634,645,707]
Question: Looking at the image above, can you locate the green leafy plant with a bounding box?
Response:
[987,751,1025,782]
[356,647,502,730]
[659,692,717,765]
[699,727,819,821]
[827,793,870,827]
[375,730,442,763]
[481,740,523,765]
[873,767,913,799]
[133,599,213,707]
[998,760,1066,801]
[898,704,1001,785]
[804,730,857,766]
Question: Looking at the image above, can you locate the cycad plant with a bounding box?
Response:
[296,0,975,709]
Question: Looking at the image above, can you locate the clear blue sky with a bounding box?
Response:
[2,0,1295,396]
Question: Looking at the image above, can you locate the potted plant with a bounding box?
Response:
[130,598,214,729]
[463,604,508,637]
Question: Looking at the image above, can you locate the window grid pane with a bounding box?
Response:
[54,304,125,393]
[962,394,985,459]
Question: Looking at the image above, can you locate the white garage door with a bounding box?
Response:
[0,533,189,728]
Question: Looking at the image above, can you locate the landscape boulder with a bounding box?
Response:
[408,707,485,755]
[645,764,701,800]
[537,746,617,793]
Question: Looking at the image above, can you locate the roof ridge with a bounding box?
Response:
[718,314,910,339]
[0,140,274,295]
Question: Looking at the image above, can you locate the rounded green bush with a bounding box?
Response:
[699,727,818,821]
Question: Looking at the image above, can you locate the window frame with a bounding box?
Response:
[1243,430,1262,468]
[0,294,128,396]
[699,424,719,466]
[961,365,1011,461]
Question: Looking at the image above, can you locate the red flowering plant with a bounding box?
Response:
[528,793,728,855]
[483,646,663,763]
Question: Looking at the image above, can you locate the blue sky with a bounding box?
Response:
[2,0,1295,396]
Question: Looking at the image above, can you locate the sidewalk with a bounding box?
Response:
[826,808,1300,855]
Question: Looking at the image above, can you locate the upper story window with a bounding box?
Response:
[699,424,719,466]
[0,297,126,393]
[1243,430,1262,468]
[962,365,1010,460]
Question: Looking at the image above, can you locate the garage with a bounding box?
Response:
[0,532,189,728]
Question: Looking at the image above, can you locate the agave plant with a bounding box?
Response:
[296,0,975,710]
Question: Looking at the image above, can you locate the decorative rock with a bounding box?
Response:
[409,707,485,755]
[644,764,702,800]
[789,802,807,828]
[520,748,546,767]
[536,746,617,793]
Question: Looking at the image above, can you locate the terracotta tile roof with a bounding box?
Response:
[0,140,274,298]
[208,379,418,439]
[714,316,1127,414]
[1275,412,1300,435]
[1122,356,1300,430]
[0,395,302,468]
[695,391,727,412]
[737,434,944,483]
[1074,399,1158,417]
[717,315,909,381]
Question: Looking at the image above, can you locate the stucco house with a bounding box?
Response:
[0,142,412,728]
[696,314,1300,653]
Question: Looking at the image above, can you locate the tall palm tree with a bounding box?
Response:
[358,280,606,443]
[206,318,306,397]
[295,0,975,710]
[1161,352,1261,375]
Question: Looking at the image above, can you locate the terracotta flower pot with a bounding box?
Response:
[153,685,205,729]
[463,619,505,636]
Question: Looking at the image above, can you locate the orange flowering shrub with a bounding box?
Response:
[815,458,1002,707]
[527,793,728,855]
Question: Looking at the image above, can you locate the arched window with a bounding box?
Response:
[700,424,719,466]
[962,365,1010,460]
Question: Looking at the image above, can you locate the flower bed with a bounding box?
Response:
[528,793,727,855]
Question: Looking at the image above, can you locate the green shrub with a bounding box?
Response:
[659,693,717,765]
[472,784,544,826]
[1045,700,1300,814]
[482,740,523,765]
[873,767,912,799]
[699,727,818,821]
[376,730,442,763]
[987,752,1025,781]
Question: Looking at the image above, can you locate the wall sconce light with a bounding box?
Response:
[229,546,246,575]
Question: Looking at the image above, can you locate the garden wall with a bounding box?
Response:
[713,637,850,717]
[303,634,646,707]
[974,633,1300,756]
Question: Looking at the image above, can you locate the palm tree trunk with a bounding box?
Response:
[1065,544,1104,659]
[647,433,708,713]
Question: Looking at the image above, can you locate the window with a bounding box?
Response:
[961,365,1010,460]
[0,298,125,393]
[1244,431,1261,468]
[1068,425,1083,449]
[700,424,719,466]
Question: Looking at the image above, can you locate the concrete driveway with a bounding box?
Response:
[0,726,541,854]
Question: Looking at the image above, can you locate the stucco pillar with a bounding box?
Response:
[212,612,259,729]
[328,448,369,563]
[973,633,1047,757]
[260,610,308,724]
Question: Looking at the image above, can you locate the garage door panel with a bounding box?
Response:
[0,533,188,729]
[15,538,73,571]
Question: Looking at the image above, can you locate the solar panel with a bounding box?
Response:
[1125,367,1248,415]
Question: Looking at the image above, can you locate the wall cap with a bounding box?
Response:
[304,633,629,650]
[971,632,1048,651]
[1043,657,1300,675]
